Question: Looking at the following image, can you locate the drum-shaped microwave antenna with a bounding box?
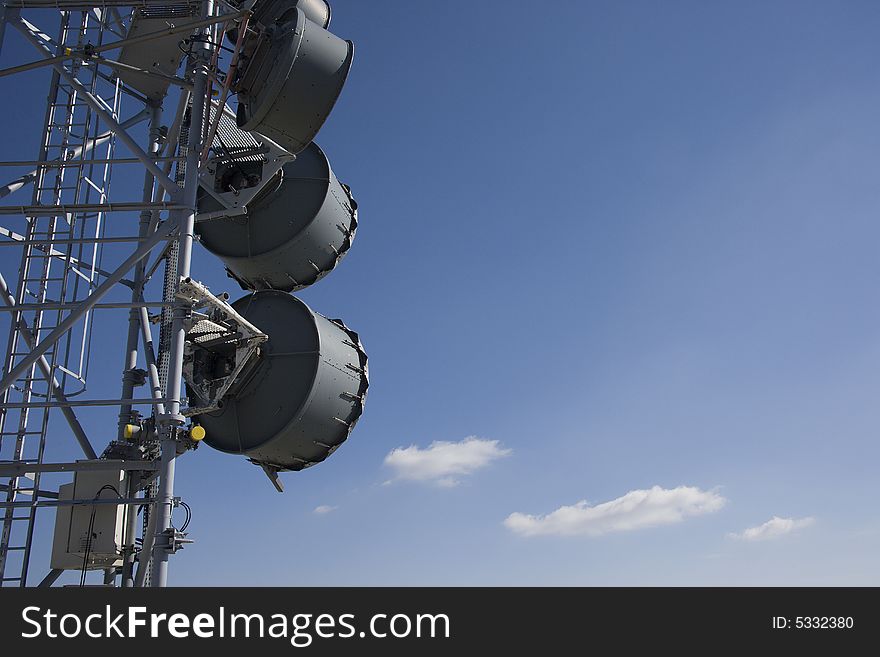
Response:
[192,291,368,473]
[196,141,357,291]
[251,0,332,29]
[235,7,353,155]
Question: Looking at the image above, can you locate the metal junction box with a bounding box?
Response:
[50,469,126,571]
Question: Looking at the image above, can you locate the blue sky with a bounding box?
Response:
[2,0,880,585]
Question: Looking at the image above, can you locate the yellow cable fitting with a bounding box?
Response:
[190,425,206,441]
[123,424,140,440]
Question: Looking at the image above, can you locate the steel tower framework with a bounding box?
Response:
[0,0,241,587]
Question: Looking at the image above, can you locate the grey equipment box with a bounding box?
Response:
[50,469,126,571]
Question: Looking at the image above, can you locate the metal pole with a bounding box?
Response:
[117,104,162,441]
[0,273,96,459]
[150,0,211,588]
[118,104,162,588]
[138,306,166,418]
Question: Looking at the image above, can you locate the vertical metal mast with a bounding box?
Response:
[149,0,210,588]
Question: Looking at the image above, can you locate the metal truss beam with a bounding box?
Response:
[0,9,246,80]
[0,460,159,477]
[0,398,175,409]
[0,157,183,168]
[5,1,211,9]
[0,301,172,312]
[0,497,153,510]
[0,202,187,215]
[0,235,173,247]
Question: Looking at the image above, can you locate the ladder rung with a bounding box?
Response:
[4,546,27,552]
[0,577,23,582]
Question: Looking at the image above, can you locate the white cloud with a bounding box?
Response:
[383,436,511,487]
[313,505,338,515]
[504,485,726,537]
[729,516,815,541]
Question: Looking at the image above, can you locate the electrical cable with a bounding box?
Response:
[79,484,121,587]
[180,501,192,532]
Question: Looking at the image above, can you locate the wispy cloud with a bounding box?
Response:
[383,436,511,487]
[729,516,814,541]
[313,505,338,515]
[504,485,726,537]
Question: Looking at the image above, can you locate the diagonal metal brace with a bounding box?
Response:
[0,8,248,80]
[0,273,96,459]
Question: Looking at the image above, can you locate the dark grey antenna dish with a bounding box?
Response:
[235,6,353,155]
[192,291,368,473]
[196,141,358,291]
